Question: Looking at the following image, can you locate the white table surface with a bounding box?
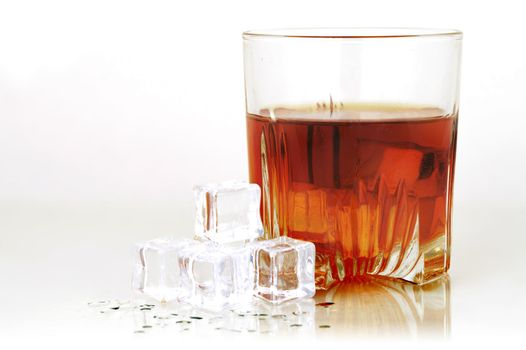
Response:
[1,201,524,348]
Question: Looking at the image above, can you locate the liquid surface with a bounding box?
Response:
[246,105,457,286]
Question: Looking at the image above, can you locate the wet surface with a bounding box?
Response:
[88,277,449,339]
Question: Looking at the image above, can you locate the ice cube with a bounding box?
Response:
[194,181,263,243]
[179,242,254,311]
[252,236,315,304]
[132,238,196,303]
[377,144,424,188]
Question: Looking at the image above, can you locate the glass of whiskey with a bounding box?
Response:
[243,28,462,287]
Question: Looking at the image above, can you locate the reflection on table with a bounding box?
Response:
[88,276,450,338]
[314,276,450,338]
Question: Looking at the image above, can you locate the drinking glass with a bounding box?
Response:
[243,28,462,286]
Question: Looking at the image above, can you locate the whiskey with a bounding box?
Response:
[246,105,457,287]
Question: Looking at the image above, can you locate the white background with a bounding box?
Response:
[1,0,525,348]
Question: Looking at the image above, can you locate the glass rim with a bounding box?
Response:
[243,27,462,40]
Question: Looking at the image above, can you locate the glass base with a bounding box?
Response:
[313,235,449,288]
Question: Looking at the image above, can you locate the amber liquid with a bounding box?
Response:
[246,105,457,287]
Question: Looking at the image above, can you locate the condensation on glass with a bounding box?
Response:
[243,28,462,286]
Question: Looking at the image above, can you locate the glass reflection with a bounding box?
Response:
[314,277,450,338]
[93,277,449,337]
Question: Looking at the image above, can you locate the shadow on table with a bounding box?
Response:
[314,276,450,339]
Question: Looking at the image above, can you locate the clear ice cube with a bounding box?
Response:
[179,242,254,311]
[194,181,263,243]
[132,238,196,303]
[252,236,316,304]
